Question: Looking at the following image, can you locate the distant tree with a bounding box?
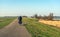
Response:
[38,15,42,19]
[34,14,38,18]
[43,15,48,20]
[23,16,27,18]
[48,13,53,20]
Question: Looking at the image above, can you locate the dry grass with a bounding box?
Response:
[0,20,3,22]
[39,19,60,27]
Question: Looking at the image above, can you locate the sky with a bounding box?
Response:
[0,0,60,16]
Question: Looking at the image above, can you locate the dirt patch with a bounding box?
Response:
[39,20,60,27]
[0,20,3,22]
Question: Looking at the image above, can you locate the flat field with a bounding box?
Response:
[0,17,16,29]
[23,18,60,37]
[39,20,60,27]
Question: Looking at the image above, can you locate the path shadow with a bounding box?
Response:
[18,23,27,26]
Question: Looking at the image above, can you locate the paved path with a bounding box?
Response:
[0,19,32,37]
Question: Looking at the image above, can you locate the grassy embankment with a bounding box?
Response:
[23,17,60,37]
[0,17,16,29]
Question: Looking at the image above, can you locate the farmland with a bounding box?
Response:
[23,18,60,37]
[39,20,60,27]
[0,17,16,29]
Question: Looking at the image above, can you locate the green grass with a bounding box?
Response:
[0,17,16,29]
[23,18,60,37]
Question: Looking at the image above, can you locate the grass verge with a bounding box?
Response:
[0,17,16,29]
[23,18,60,37]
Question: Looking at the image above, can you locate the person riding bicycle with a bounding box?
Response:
[18,16,22,24]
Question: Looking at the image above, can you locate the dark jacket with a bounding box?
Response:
[18,16,22,24]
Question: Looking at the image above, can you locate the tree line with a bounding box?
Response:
[34,13,53,20]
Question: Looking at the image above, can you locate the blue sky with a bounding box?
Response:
[0,0,60,16]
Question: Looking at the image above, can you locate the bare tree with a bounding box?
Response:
[38,15,42,19]
[43,15,48,20]
[34,14,38,18]
[48,13,53,20]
